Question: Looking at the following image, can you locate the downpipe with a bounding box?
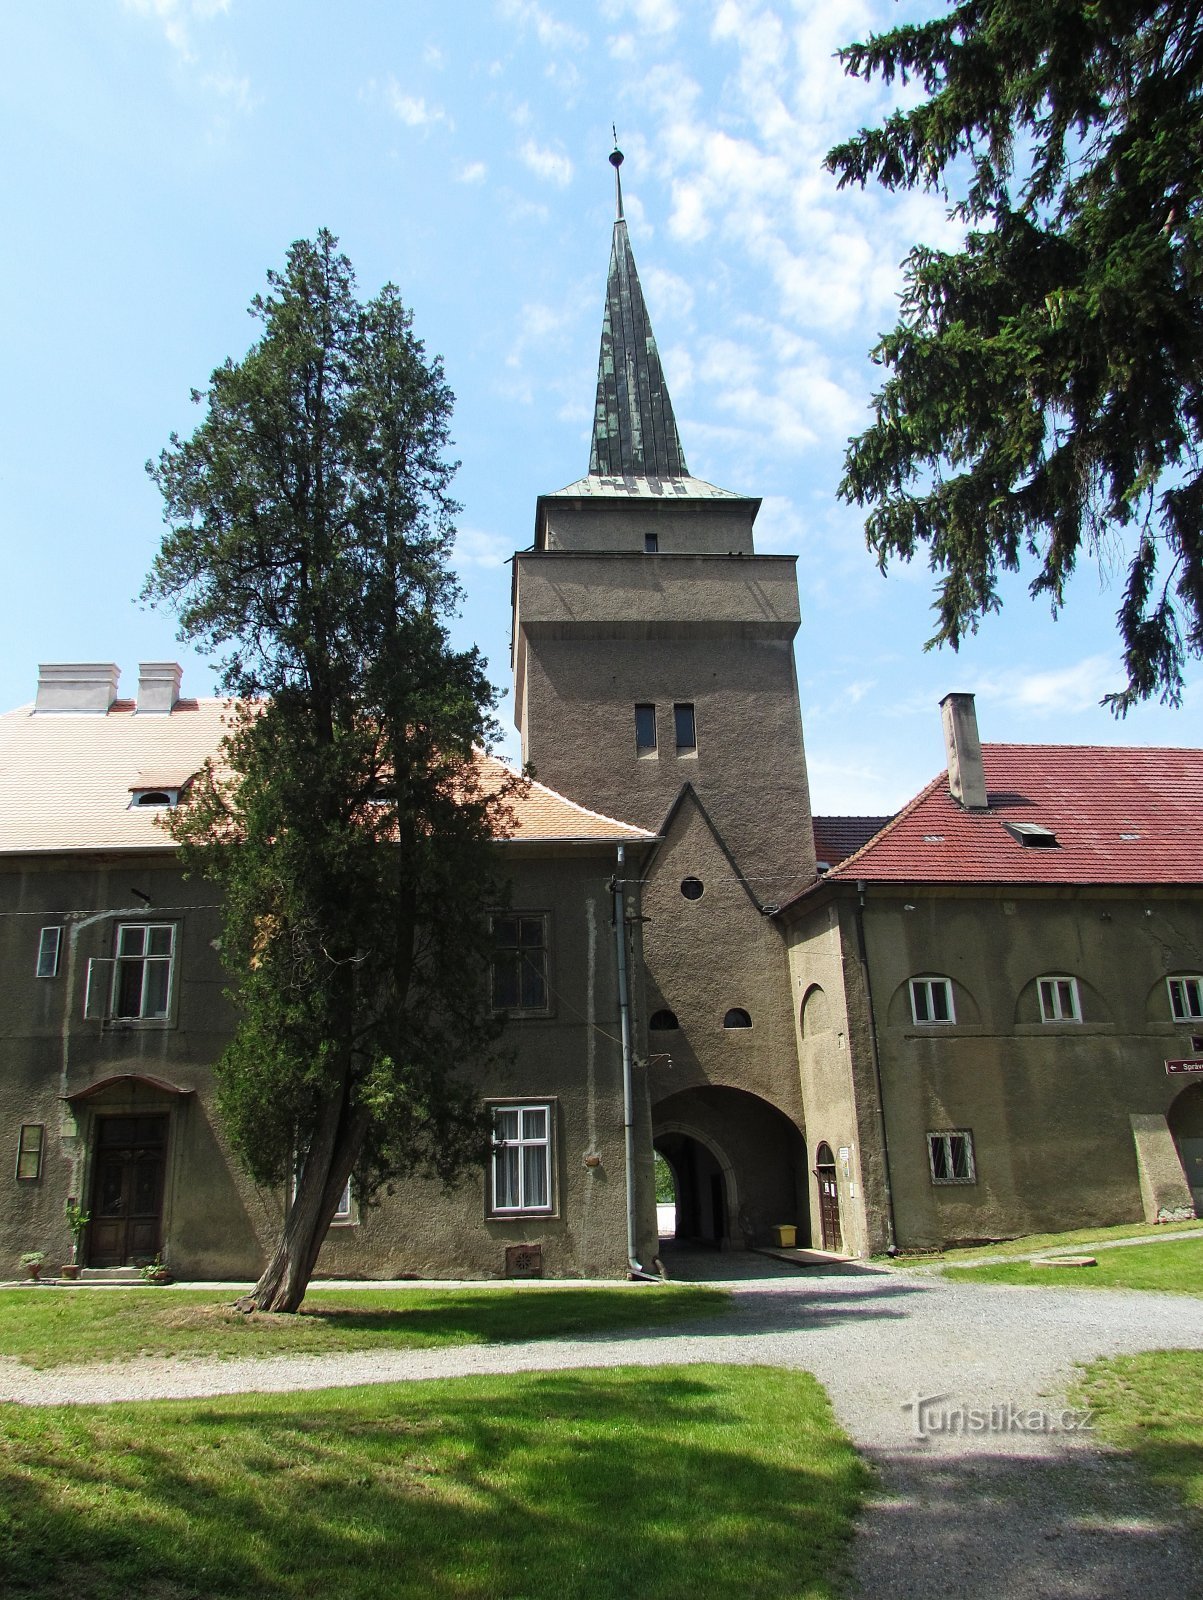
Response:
[613,844,657,1281]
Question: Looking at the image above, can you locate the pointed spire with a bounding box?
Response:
[589,145,689,480]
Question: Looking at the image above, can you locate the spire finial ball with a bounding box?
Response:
[610,147,623,170]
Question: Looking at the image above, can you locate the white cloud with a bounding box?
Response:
[497,0,588,53]
[200,70,254,113]
[979,656,1118,717]
[121,0,229,63]
[423,43,445,68]
[519,139,573,187]
[457,161,488,185]
[454,528,513,569]
[387,85,451,130]
[603,0,680,33]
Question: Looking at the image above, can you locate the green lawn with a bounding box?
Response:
[888,1217,1203,1267]
[0,1365,867,1599]
[1074,1350,1203,1522]
[942,1237,1203,1295]
[0,1284,727,1370]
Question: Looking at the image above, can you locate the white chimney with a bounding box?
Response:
[34,663,120,714]
[940,692,988,810]
[136,662,183,714]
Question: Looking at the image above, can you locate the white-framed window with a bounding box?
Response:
[490,1103,554,1215]
[16,1123,44,1182]
[1168,976,1203,1023]
[491,914,549,1014]
[290,1166,355,1226]
[1038,976,1081,1023]
[928,1130,976,1185]
[113,923,176,1020]
[909,977,955,1025]
[36,926,62,979]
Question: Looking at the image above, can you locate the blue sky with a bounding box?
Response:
[3,0,1197,813]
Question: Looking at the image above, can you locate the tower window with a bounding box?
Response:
[680,877,704,900]
[649,1009,679,1031]
[723,1008,752,1029]
[644,532,658,553]
[635,703,657,755]
[674,702,696,754]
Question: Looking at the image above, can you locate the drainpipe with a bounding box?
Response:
[613,844,655,1280]
[855,881,898,1254]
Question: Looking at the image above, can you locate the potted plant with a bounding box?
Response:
[61,1198,90,1280]
[19,1251,45,1281]
[139,1256,173,1286]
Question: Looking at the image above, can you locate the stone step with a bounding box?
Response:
[78,1266,143,1282]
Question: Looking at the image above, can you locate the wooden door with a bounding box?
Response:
[88,1115,168,1266]
[815,1144,843,1254]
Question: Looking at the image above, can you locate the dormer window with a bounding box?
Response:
[1002,821,1059,848]
[130,789,180,808]
[128,772,194,809]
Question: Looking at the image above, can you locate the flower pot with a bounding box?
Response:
[59,1263,80,1281]
[24,1264,41,1281]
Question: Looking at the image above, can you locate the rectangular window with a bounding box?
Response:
[36,927,62,979]
[491,1103,553,1214]
[16,1124,44,1182]
[1168,976,1203,1022]
[673,702,696,754]
[1038,976,1081,1023]
[643,532,658,553]
[635,703,657,755]
[909,977,955,1025]
[928,1130,975,1185]
[113,923,176,1020]
[491,915,549,1013]
[332,1177,353,1223]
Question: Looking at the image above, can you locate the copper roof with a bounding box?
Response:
[818,745,1203,888]
[0,701,654,854]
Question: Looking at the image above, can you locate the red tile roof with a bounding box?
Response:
[813,815,893,869]
[820,745,1203,887]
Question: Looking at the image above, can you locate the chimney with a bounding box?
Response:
[940,692,988,809]
[34,663,120,714]
[136,662,183,714]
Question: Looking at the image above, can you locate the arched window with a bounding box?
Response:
[649,1009,679,1031]
[723,1008,752,1029]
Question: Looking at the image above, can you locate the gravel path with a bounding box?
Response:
[3,1255,1202,1597]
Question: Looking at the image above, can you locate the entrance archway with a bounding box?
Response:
[655,1126,734,1246]
[1169,1082,1203,1216]
[814,1142,843,1253]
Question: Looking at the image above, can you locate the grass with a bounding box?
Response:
[887,1216,1203,1267]
[0,1284,727,1370]
[0,1364,867,1599]
[941,1236,1203,1295]
[1074,1350,1203,1524]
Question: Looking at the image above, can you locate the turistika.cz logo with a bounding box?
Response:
[902,1392,1095,1441]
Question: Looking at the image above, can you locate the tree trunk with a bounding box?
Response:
[238,1093,370,1313]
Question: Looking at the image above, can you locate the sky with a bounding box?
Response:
[2,0,1198,814]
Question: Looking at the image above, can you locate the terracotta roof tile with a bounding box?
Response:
[823,745,1203,887]
[813,815,893,869]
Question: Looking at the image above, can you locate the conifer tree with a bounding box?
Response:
[828,0,1203,709]
[145,231,514,1312]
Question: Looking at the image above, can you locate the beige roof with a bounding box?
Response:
[0,700,654,854]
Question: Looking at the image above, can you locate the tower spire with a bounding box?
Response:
[589,145,689,480]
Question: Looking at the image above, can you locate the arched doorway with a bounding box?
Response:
[815,1142,843,1253]
[1169,1082,1203,1216]
[655,1128,731,1247]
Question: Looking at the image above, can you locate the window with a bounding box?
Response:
[1038,976,1081,1022]
[491,915,548,1013]
[1001,820,1059,848]
[649,1008,679,1030]
[643,532,658,553]
[16,1124,44,1182]
[113,923,175,1020]
[928,1130,975,1185]
[680,877,704,900]
[909,977,955,1025]
[673,702,696,754]
[36,927,62,979]
[332,1176,354,1224]
[1168,976,1203,1023]
[635,703,657,755]
[723,1008,752,1029]
[491,1103,553,1214]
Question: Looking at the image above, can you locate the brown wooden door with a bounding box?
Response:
[88,1115,168,1266]
[815,1144,843,1254]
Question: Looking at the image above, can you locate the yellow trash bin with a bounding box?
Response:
[773,1225,797,1248]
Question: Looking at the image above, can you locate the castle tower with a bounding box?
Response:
[511,151,816,1252]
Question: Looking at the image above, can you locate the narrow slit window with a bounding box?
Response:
[643,532,658,553]
[36,927,62,979]
[635,703,657,755]
[16,1124,44,1181]
[674,702,696,754]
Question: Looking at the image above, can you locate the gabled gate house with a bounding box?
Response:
[3,159,1202,1279]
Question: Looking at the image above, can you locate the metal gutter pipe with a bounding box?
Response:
[613,844,652,1278]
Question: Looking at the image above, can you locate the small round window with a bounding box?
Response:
[723,1008,752,1029]
[680,877,704,900]
[649,1009,679,1031]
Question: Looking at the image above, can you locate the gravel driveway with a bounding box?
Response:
[3,1254,1202,1598]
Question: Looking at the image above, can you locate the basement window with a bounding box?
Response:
[1002,820,1059,848]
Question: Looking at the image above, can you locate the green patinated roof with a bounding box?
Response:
[589,219,689,479]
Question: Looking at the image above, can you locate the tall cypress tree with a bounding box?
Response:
[145,231,514,1312]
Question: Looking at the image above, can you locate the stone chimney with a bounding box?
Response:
[34,663,121,714]
[136,662,183,714]
[940,692,988,810]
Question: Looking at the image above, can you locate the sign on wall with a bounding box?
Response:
[1165,1059,1203,1075]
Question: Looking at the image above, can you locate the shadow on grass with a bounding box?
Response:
[0,1366,866,1600]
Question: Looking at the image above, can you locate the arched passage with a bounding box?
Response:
[1169,1082,1203,1215]
[653,1084,808,1250]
